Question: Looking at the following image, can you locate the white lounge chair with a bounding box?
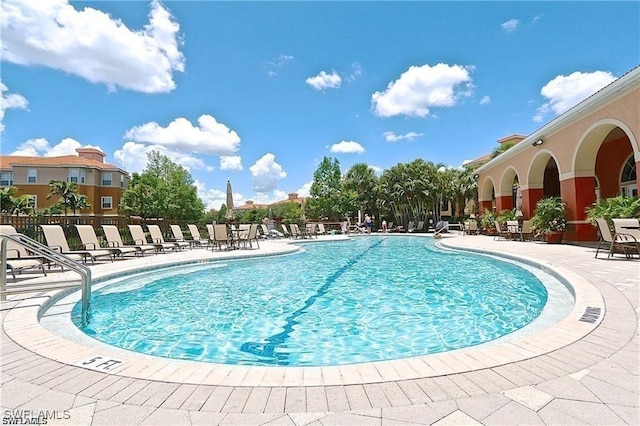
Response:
[148,225,190,251]
[102,225,157,256]
[41,224,113,264]
[128,224,174,253]
[186,224,211,249]
[76,225,138,259]
[0,225,47,280]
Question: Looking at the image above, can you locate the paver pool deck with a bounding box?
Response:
[1,233,638,425]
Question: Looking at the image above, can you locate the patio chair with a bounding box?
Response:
[506,220,520,240]
[102,225,157,256]
[128,224,174,253]
[594,218,637,259]
[169,224,201,249]
[611,218,640,258]
[76,224,138,260]
[239,223,260,249]
[519,220,535,241]
[405,221,415,233]
[290,223,307,239]
[148,225,190,251]
[317,223,327,235]
[186,224,211,249]
[280,223,292,238]
[306,223,318,238]
[463,220,478,236]
[493,220,509,241]
[212,224,232,250]
[0,225,47,280]
[41,224,113,264]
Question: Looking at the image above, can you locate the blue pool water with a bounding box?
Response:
[73,236,548,366]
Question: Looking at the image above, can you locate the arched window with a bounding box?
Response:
[620,156,637,197]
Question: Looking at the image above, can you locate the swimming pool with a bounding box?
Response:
[73,236,551,366]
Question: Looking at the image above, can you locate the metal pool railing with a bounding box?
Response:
[1,233,92,325]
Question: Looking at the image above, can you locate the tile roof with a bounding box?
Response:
[0,155,125,172]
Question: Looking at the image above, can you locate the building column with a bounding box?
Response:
[478,200,494,213]
[521,188,543,219]
[495,195,513,213]
[560,177,597,241]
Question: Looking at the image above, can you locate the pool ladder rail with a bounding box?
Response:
[1,232,92,325]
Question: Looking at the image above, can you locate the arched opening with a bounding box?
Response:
[479,177,496,213]
[498,168,519,212]
[543,158,561,198]
[593,127,636,199]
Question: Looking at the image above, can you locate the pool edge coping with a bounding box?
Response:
[2,235,605,387]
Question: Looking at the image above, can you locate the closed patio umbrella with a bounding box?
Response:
[226,180,234,219]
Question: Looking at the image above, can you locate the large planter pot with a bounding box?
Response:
[545,231,564,244]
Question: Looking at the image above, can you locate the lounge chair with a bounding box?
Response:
[306,223,318,238]
[102,225,157,256]
[405,221,415,233]
[281,223,292,238]
[290,223,307,239]
[317,223,327,235]
[148,225,190,251]
[594,218,638,259]
[0,225,47,280]
[41,224,113,264]
[433,220,449,237]
[128,224,173,253]
[186,224,211,249]
[76,225,138,259]
[169,224,202,249]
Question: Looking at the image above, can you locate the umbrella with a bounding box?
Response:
[225,180,234,219]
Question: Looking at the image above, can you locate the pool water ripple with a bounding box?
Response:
[74,236,550,366]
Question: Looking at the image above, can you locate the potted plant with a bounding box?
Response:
[479,208,497,235]
[530,196,567,243]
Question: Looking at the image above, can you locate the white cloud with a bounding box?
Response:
[533,71,616,122]
[370,166,384,175]
[371,63,473,118]
[347,62,363,82]
[501,19,520,33]
[251,190,288,206]
[330,141,365,154]
[10,137,102,157]
[1,0,184,93]
[219,155,243,171]
[306,70,342,91]
[297,182,312,198]
[249,153,287,193]
[114,141,212,174]
[479,95,491,105]
[382,131,424,142]
[0,81,29,133]
[124,114,240,156]
[270,54,294,67]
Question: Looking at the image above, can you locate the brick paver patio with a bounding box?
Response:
[1,234,638,425]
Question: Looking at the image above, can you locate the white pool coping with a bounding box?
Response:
[3,234,604,387]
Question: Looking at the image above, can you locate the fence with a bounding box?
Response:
[0,215,190,251]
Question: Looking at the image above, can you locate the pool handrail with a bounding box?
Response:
[1,233,92,325]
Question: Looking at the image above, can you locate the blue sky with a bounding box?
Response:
[1,1,638,210]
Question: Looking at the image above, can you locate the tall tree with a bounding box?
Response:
[306,156,343,220]
[120,151,205,220]
[0,186,18,213]
[343,163,378,221]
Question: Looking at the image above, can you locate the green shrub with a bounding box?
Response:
[585,195,640,228]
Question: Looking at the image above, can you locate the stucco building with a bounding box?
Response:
[475,66,639,241]
[0,148,130,217]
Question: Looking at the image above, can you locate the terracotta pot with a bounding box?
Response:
[545,231,564,244]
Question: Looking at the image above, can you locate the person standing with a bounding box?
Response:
[364,214,372,234]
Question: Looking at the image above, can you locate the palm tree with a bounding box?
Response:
[343,163,378,223]
[47,180,79,216]
[10,195,34,216]
[67,193,91,215]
